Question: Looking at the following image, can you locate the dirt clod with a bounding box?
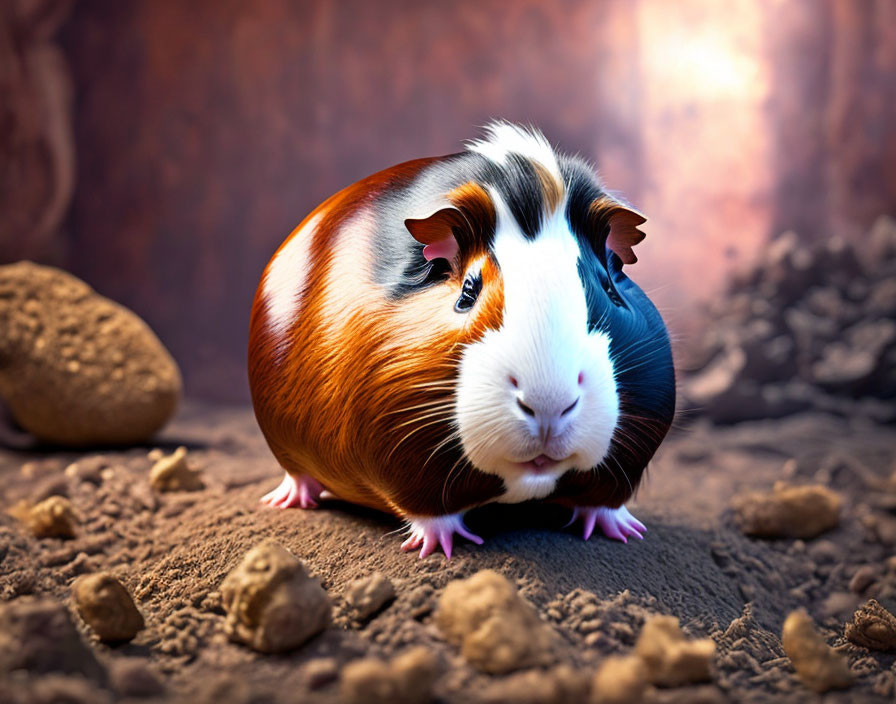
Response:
[345,571,396,621]
[12,495,78,539]
[72,572,144,642]
[731,482,842,539]
[219,540,331,653]
[590,655,648,704]
[300,657,339,690]
[149,446,204,492]
[435,569,556,674]
[781,609,853,692]
[0,261,181,446]
[340,647,439,704]
[634,615,715,687]
[844,599,896,652]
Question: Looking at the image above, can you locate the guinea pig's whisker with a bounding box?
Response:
[441,453,474,512]
[423,429,461,469]
[392,408,456,430]
[384,398,456,417]
[610,336,667,362]
[386,415,456,463]
[407,381,458,390]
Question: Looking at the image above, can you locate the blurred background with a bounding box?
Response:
[2,0,895,407]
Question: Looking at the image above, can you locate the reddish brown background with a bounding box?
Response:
[2,0,894,401]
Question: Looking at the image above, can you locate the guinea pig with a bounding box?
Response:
[249,122,675,558]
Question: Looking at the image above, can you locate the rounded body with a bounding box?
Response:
[249,123,674,524]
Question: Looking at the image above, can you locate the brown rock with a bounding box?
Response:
[435,569,556,674]
[781,610,852,693]
[0,262,181,446]
[844,599,896,652]
[72,572,144,642]
[300,657,339,690]
[731,482,841,539]
[590,655,648,704]
[634,615,714,687]
[345,572,396,621]
[12,495,78,539]
[64,457,109,485]
[481,664,589,704]
[0,597,105,681]
[220,541,330,653]
[849,565,878,595]
[340,647,439,704]
[149,446,204,492]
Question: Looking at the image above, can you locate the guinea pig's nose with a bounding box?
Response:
[515,393,581,444]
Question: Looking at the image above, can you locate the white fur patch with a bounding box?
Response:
[262,211,323,335]
[455,195,619,503]
[467,121,563,185]
[318,209,380,341]
[497,472,565,503]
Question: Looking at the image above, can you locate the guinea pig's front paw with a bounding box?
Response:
[260,471,324,510]
[400,513,483,560]
[569,505,646,543]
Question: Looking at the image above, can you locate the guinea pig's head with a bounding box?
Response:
[405,123,675,500]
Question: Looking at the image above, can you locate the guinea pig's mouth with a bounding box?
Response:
[516,453,567,474]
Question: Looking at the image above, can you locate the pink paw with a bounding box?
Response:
[569,505,646,543]
[400,514,483,560]
[260,472,324,509]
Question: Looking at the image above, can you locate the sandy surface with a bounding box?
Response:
[1,401,895,702]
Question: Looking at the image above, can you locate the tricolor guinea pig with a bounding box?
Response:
[249,122,675,558]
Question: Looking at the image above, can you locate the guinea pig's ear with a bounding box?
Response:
[405,203,466,265]
[590,198,647,265]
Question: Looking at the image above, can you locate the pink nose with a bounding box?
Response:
[516,395,580,443]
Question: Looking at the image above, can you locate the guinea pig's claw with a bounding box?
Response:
[260,472,324,510]
[570,505,646,543]
[401,514,483,560]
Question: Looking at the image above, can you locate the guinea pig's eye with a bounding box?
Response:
[604,279,624,307]
[454,272,482,313]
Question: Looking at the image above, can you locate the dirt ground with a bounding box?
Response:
[1,401,895,703]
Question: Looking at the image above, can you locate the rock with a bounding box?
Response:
[812,320,896,389]
[345,572,396,621]
[781,610,852,693]
[72,572,144,642]
[848,566,878,595]
[108,658,165,698]
[149,446,204,492]
[220,540,330,653]
[634,615,714,687]
[300,657,339,690]
[340,647,439,704]
[844,599,896,652]
[481,664,589,704]
[731,482,841,539]
[684,345,746,406]
[590,655,648,704]
[435,570,556,674]
[0,261,181,446]
[11,495,78,539]
[0,597,105,681]
[65,457,109,485]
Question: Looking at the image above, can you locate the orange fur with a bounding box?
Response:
[249,162,506,518]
